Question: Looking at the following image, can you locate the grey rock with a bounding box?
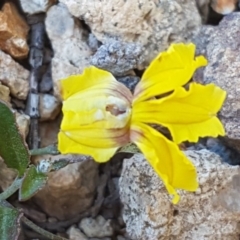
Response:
[40,65,53,93]
[91,40,144,76]
[194,13,240,152]
[60,0,201,66]
[39,93,61,121]
[68,226,88,240]
[45,4,92,98]
[79,215,114,238]
[19,0,56,14]
[119,151,240,240]
[0,50,29,99]
[87,33,101,52]
[117,76,140,92]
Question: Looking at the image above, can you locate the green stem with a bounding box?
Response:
[23,216,68,240]
[30,144,59,156]
[0,178,22,200]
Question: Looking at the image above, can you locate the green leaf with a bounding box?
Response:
[0,205,22,240]
[19,165,48,201]
[0,101,30,176]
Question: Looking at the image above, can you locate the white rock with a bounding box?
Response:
[19,0,56,14]
[45,4,92,98]
[79,215,114,238]
[68,226,88,240]
[59,0,201,64]
[0,50,29,99]
[119,150,240,240]
[39,93,61,121]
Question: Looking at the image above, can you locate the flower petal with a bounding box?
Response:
[58,131,120,162]
[130,122,198,204]
[132,83,226,144]
[58,66,132,161]
[61,66,132,103]
[133,43,207,103]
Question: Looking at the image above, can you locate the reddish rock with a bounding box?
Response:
[0,2,29,59]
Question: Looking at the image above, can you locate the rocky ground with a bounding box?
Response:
[1,0,240,239]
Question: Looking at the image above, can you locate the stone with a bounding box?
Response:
[39,114,61,147]
[0,50,29,99]
[39,65,53,93]
[119,151,240,240]
[79,215,114,238]
[117,76,140,93]
[33,155,99,220]
[0,157,17,191]
[39,93,61,121]
[59,0,201,65]
[193,13,240,152]
[15,112,30,140]
[214,170,240,213]
[195,0,237,23]
[45,4,92,98]
[211,0,237,15]
[195,0,210,23]
[0,2,29,59]
[91,40,144,76]
[68,226,88,240]
[0,82,10,103]
[19,0,56,15]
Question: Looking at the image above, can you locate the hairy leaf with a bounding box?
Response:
[19,165,47,201]
[0,205,22,240]
[0,101,30,176]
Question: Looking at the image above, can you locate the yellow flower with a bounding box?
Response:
[58,43,226,203]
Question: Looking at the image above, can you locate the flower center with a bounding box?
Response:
[106,104,127,116]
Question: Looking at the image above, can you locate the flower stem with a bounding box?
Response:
[0,177,22,200]
[23,216,68,240]
[30,144,59,156]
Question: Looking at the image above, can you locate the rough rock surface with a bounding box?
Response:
[91,40,144,76]
[79,215,114,238]
[194,13,240,152]
[0,157,17,191]
[15,112,30,140]
[119,151,240,240]
[19,0,56,14]
[33,155,99,220]
[0,82,10,103]
[60,0,201,64]
[0,50,29,99]
[0,2,29,59]
[39,115,61,147]
[45,3,92,98]
[68,226,88,240]
[39,93,61,121]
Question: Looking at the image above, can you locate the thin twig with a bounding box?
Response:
[26,15,45,149]
[0,178,22,200]
[30,144,59,156]
[22,216,69,240]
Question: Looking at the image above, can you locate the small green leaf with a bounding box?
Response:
[0,101,30,176]
[0,205,22,240]
[19,165,48,201]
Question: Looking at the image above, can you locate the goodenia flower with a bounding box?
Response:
[58,43,226,203]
